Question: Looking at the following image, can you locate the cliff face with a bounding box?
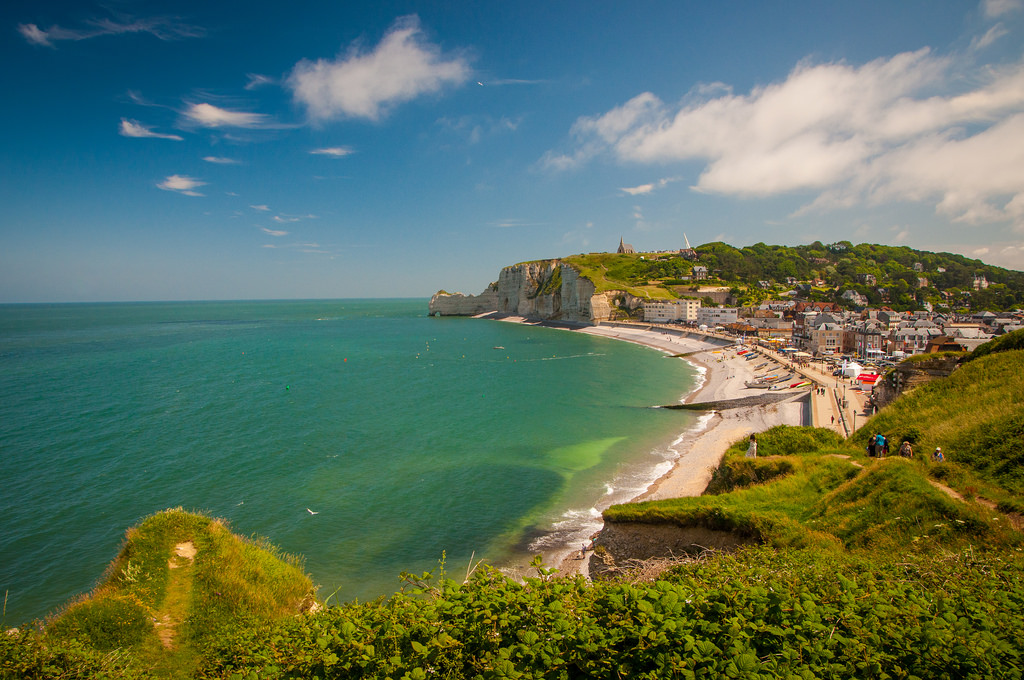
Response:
[872,355,961,409]
[430,260,629,323]
[427,286,501,316]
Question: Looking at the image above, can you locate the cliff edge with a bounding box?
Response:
[429,259,640,323]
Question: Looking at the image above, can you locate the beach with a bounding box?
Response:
[497,320,810,576]
[579,324,806,502]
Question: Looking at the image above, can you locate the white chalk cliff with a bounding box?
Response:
[429,260,642,323]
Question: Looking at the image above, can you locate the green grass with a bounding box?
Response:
[851,349,1024,493]
[4,508,314,679]
[193,547,1024,679]
[605,419,1022,556]
[560,253,680,299]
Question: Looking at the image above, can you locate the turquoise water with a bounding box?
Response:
[0,300,697,624]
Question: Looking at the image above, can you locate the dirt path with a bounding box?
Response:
[827,453,864,468]
[927,478,965,502]
[155,542,196,649]
[926,479,1024,531]
[143,540,200,678]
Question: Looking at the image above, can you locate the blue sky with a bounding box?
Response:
[3,0,1023,302]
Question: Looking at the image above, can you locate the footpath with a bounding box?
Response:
[755,345,872,438]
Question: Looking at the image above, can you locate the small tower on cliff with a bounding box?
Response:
[617,237,636,254]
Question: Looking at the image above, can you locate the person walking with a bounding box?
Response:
[746,434,757,458]
[899,440,913,458]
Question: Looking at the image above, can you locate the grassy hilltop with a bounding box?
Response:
[3,333,1024,679]
[558,241,1024,311]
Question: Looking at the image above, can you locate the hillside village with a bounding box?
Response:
[604,238,1024,362]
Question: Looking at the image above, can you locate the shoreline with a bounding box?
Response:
[571,323,806,503]
[493,318,807,577]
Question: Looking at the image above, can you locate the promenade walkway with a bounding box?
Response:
[756,345,872,438]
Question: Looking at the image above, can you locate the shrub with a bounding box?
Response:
[705,457,794,495]
[47,594,151,652]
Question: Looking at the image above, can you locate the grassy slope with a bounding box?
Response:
[607,350,1024,553]
[560,253,679,299]
[1,509,314,679]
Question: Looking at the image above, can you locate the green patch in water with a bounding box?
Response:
[547,437,627,474]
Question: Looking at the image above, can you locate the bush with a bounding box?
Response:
[47,594,151,652]
[199,548,1024,680]
[706,457,794,495]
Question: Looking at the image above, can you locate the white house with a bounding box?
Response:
[643,299,701,323]
[696,306,739,327]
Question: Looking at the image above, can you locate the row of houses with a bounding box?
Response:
[750,307,1022,357]
[642,298,1023,358]
[641,299,737,327]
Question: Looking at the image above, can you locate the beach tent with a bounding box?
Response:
[841,362,863,378]
[857,373,880,384]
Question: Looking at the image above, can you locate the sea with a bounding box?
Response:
[0,299,700,625]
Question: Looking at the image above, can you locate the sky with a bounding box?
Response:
[2,0,1023,302]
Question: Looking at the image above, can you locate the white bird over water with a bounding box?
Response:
[306,508,319,515]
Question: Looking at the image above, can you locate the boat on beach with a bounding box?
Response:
[745,372,794,389]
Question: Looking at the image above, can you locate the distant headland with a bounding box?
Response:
[430,239,1024,326]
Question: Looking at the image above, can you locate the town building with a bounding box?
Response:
[808,322,844,355]
[642,298,701,323]
[696,306,739,327]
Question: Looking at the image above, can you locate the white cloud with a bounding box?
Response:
[245,73,275,90]
[119,118,183,140]
[156,174,205,196]
[287,15,471,121]
[436,115,520,144]
[973,246,991,255]
[983,0,1022,18]
[183,103,269,128]
[542,92,662,170]
[310,146,355,157]
[549,48,1024,227]
[250,204,270,211]
[621,183,655,196]
[203,156,240,164]
[18,24,51,46]
[620,177,679,196]
[261,227,289,236]
[971,23,1009,50]
[18,16,203,47]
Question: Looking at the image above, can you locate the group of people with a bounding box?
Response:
[744,430,944,462]
[867,434,944,461]
[867,433,891,457]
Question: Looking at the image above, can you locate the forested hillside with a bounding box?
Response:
[564,241,1024,311]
